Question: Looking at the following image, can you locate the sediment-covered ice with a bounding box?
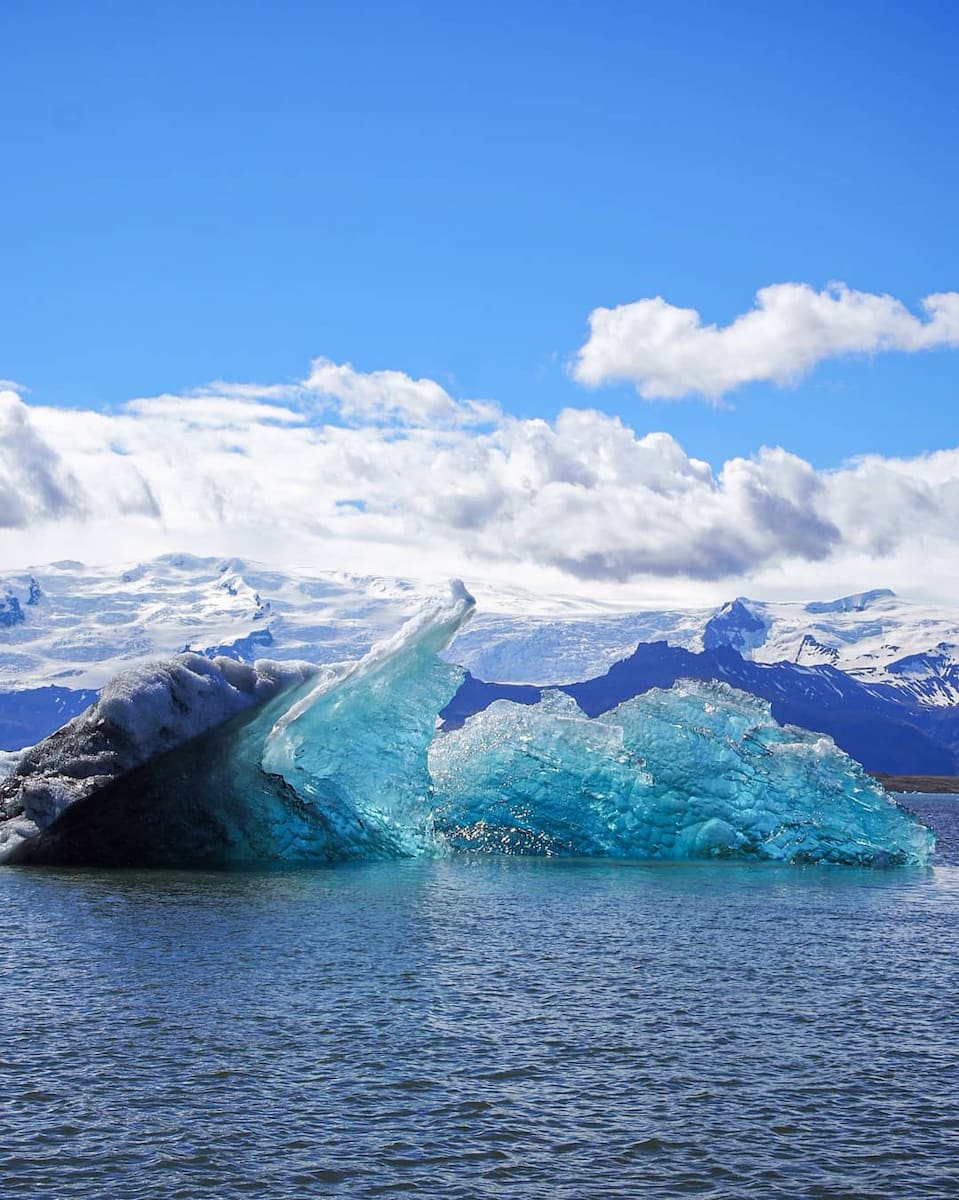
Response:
[0,652,319,862]
[0,582,933,868]
[428,685,934,866]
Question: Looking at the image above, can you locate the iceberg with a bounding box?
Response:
[429,685,933,866]
[0,582,933,869]
[257,580,473,861]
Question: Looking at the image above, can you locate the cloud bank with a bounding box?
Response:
[2,357,959,601]
[574,283,959,400]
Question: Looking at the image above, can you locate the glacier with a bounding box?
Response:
[0,583,934,869]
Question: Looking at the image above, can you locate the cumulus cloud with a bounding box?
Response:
[3,361,959,599]
[573,283,959,400]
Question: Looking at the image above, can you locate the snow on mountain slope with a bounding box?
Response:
[0,553,710,694]
[0,555,429,693]
[444,608,706,684]
[457,587,959,703]
[2,555,959,693]
[702,590,959,705]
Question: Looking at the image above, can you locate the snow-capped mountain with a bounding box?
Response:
[2,553,959,772]
[0,553,718,713]
[699,590,959,708]
[6,553,957,694]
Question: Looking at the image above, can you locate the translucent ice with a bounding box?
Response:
[429,684,934,866]
[258,579,473,859]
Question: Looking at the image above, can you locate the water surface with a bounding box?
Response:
[2,796,958,1198]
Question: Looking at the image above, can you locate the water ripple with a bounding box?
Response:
[2,799,959,1198]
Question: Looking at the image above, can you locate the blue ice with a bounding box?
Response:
[429,685,933,866]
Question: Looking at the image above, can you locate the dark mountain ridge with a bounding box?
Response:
[440,640,959,775]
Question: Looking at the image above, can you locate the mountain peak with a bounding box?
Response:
[703,598,768,654]
[805,588,896,615]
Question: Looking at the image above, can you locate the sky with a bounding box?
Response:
[2,0,959,604]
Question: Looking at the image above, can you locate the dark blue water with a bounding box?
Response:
[2,796,959,1199]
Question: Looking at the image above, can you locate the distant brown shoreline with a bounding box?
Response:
[871,773,959,794]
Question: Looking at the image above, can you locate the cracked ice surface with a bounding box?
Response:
[429,684,934,866]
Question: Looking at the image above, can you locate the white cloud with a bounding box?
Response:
[126,394,305,428]
[0,391,87,527]
[303,357,500,427]
[3,362,959,602]
[573,283,959,400]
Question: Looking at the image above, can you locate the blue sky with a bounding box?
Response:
[4,0,957,465]
[1,2,958,598]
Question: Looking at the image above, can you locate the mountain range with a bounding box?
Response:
[2,554,959,775]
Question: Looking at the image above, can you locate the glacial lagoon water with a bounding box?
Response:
[2,795,959,1200]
